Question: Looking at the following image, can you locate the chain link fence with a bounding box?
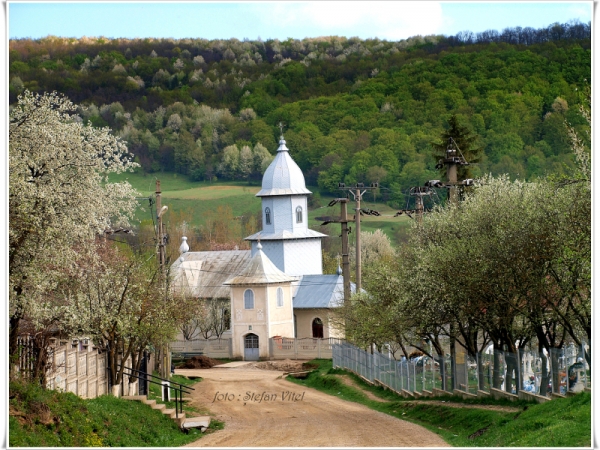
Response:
[333,341,590,398]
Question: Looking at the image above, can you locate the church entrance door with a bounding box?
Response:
[244,333,259,360]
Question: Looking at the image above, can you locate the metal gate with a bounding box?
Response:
[244,334,259,361]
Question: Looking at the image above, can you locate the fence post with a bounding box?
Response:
[475,353,479,393]
[413,362,416,393]
[400,362,403,391]
[583,342,588,389]
[516,349,522,394]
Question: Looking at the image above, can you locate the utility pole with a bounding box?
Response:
[156,180,167,272]
[339,199,351,303]
[155,180,170,379]
[354,187,363,292]
[316,198,351,303]
[436,137,471,205]
[410,186,434,226]
[337,183,379,293]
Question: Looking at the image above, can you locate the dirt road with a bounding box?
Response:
[178,364,450,448]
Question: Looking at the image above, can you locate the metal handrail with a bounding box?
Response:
[121,364,195,392]
[115,364,194,418]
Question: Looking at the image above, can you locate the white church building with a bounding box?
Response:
[170,135,354,360]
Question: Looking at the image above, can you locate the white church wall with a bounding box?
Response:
[290,196,308,233]
[261,198,274,234]
[266,284,295,338]
[271,197,293,232]
[294,309,331,339]
[230,285,269,359]
[253,241,285,271]
[283,239,323,275]
[230,283,295,359]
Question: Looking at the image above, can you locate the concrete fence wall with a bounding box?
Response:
[46,343,109,399]
[170,337,344,360]
[269,337,344,360]
[170,338,233,359]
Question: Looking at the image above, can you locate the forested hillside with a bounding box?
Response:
[9,21,590,207]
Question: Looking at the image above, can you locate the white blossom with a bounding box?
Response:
[112,63,127,74]
[9,91,139,334]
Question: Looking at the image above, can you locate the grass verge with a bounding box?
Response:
[9,378,221,447]
[147,372,210,416]
[287,359,591,447]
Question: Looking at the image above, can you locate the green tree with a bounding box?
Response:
[431,114,483,180]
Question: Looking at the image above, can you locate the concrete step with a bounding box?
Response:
[401,389,415,398]
[169,410,186,420]
[163,408,176,418]
[122,395,147,401]
[174,413,187,427]
[121,394,197,432]
[181,416,211,431]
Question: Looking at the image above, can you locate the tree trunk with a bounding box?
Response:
[550,348,561,395]
[505,351,515,394]
[492,344,502,389]
[477,352,486,390]
[9,310,22,362]
[32,334,50,387]
[449,326,456,391]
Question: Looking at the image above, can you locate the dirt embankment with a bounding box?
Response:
[177,355,223,369]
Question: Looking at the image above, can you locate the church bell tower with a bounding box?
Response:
[245,133,326,276]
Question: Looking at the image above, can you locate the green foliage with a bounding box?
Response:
[431,114,483,179]
[289,360,591,448]
[8,30,590,202]
[9,379,212,447]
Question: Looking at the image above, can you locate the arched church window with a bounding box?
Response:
[244,289,254,309]
[265,207,271,225]
[277,287,284,307]
[296,206,303,223]
[312,318,324,338]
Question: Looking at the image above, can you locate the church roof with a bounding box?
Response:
[170,250,251,298]
[292,274,356,309]
[255,136,312,197]
[245,228,327,241]
[224,243,299,285]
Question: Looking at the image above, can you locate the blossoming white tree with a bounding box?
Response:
[63,241,191,393]
[9,91,139,363]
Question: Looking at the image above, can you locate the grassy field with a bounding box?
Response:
[308,197,414,245]
[109,171,414,246]
[108,171,263,228]
[8,378,222,447]
[288,360,592,447]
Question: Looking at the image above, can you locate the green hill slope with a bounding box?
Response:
[10,23,590,208]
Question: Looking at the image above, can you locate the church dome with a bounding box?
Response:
[256,136,312,197]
